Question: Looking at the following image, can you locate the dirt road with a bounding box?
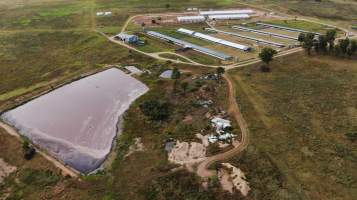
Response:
[0,122,79,178]
[196,74,250,178]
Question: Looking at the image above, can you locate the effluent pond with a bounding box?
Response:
[1,68,148,174]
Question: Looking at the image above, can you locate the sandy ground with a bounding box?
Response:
[124,138,144,158]
[168,141,206,165]
[221,163,251,196]
[0,158,16,184]
[218,169,234,193]
[195,133,209,147]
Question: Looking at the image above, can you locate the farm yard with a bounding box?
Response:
[115,7,343,65]
[0,0,357,200]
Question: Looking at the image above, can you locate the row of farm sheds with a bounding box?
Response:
[177,9,254,23]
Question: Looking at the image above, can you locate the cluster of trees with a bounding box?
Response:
[299,30,357,57]
[140,100,170,121]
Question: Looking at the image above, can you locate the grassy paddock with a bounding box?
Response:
[229,53,357,200]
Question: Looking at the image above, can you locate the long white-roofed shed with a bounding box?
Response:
[177,16,205,23]
[199,9,254,16]
[177,28,251,51]
[208,14,250,20]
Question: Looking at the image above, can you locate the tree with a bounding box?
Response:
[258,47,277,72]
[140,100,170,121]
[345,131,357,142]
[334,44,341,56]
[318,35,328,53]
[298,33,306,43]
[302,33,315,55]
[339,38,350,55]
[165,4,170,9]
[326,29,337,52]
[171,68,181,79]
[348,40,357,56]
[171,68,181,93]
[22,140,36,160]
[180,82,189,95]
[216,67,225,82]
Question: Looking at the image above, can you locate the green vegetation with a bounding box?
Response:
[19,168,59,187]
[258,47,277,71]
[158,53,191,62]
[249,0,357,22]
[230,53,357,199]
[0,0,92,30]
[140,100,171,121]
[299,30,357,57]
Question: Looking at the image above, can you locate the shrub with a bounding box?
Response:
[140,100,170,121]
[20,168,60,187]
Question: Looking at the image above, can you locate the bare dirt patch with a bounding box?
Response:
[0,158,16,183]
[168,141,206,165]
[220,163,251,196]
[124,138,144,158]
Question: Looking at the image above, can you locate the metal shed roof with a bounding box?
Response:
[206,28,285,48]
[146,31,232,60]
[199,9,254,16]
[208,14,250,20]
[232,25,298,40]
[256,22,321,35]
[177,16,205,21]
[177,28,251,51]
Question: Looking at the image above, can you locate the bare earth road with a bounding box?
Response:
[196,74,250,178]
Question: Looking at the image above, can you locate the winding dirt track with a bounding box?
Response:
[196,74,250,177]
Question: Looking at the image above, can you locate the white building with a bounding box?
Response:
[114,33,139,43]
[177,28,251,51]
[96,11,112,16]
[177,16,206,23]
[208,14,250,20]
[104,11,112,16]
[211,117,232,134]
[199,9,254,16]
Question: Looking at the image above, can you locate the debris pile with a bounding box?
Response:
[208,117,235,143]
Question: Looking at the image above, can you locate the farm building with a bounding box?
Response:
[199,9,254,16]
[256,22,321,35]
[211,117,232,134]
[115,33,139,43]
[208,14,250,20]
[177,28,252,51]
[206,28,285,47]
[96,11,112,16]
[146,31,232,60]
[177,16,205,23]
[232,25,298,40]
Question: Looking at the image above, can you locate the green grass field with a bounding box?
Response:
[0,31,148,109]
[229,53,357,200]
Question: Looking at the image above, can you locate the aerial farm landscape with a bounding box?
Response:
[0,0,356,200]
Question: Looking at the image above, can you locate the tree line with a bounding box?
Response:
[299,30,357,57]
